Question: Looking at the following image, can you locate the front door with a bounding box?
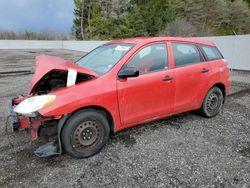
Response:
[117,43,175,127]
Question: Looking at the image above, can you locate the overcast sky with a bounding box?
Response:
[0,0,74,33]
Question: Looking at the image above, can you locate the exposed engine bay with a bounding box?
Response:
[31,69,95,94]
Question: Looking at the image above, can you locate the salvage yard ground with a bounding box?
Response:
[0,50,249,187]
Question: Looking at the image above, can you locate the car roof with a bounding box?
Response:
[109,36,216,46]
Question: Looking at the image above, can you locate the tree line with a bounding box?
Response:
[72,0,250,40]
[0,29,74,40]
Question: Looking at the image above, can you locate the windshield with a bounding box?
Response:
[75,43,134,75]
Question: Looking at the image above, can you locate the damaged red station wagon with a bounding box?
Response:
[7,37,230,158]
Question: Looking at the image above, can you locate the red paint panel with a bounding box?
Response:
[172,62,211,113]
[117,69,174,127]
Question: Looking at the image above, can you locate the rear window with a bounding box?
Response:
[200,45,223,61]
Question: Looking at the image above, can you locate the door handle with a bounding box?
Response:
[201,69,209,73]
[162,76,173,81]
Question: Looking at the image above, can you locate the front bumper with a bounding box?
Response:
[7,100,19,131]
[7,97,46,140]
[7,96,65,157]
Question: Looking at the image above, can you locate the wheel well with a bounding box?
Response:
[67,106,115,134]
[213,83,226,102]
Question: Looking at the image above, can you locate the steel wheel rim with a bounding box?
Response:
[72,121,101,149]
[206,92,220,114]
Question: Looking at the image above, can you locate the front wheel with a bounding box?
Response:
[198,87,224,118]
[61,109,110,158]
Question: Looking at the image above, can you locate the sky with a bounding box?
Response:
[0,0,74,33]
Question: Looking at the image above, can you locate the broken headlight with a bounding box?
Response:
[14,95,56,116]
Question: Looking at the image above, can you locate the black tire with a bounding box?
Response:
[197,87,224,118]
[61,109,110,158]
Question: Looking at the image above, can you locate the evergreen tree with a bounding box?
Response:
[72,0,250,39]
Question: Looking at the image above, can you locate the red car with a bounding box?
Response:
[8,37,230,158]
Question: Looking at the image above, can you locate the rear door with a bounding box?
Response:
[170,42,211,113]
[117,43,175,127]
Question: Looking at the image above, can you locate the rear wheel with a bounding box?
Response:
[198,87,224,118]
[61,109,110,158]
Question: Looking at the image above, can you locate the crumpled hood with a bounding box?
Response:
[28,55,98,93]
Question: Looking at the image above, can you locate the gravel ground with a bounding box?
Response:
[0,50,249,188]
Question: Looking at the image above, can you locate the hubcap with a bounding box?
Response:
[73,121,100,149]
[206,92,220,114]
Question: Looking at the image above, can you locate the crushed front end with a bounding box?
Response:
[7,95,62,157]
[8,95,58,140]
[6,55,97,157]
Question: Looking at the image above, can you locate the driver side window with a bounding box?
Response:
[126,43,168,75]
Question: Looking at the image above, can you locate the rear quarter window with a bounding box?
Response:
[200,45,223,61]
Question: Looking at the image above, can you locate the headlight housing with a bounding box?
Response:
[14,95,56,116]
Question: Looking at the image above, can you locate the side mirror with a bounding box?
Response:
[118,67,139,79]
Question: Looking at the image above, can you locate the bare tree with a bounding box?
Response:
[230,0,250,34]
[160,18,197,37]
[0,29,74,40]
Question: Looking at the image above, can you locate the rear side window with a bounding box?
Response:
[172,43,202,67]
[200,45,223,61]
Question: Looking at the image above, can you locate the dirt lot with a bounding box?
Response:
[0,50,249,188]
